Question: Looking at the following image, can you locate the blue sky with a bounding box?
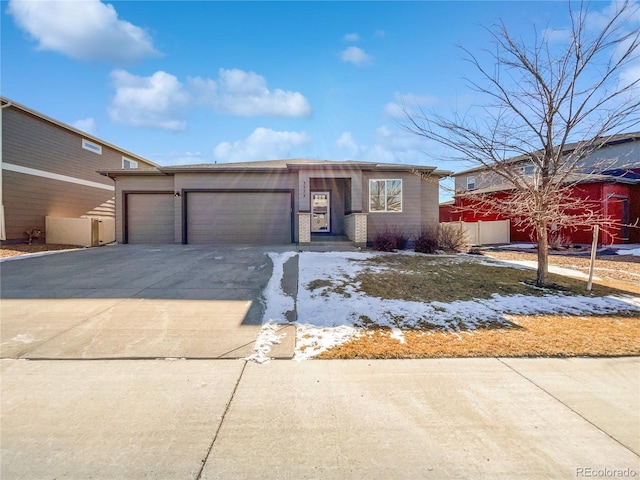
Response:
[2,0,638,195]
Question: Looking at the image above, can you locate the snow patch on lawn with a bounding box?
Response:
[292,251,639,361]
[252,250,639,362]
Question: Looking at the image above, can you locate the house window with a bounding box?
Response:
[523,165,535,177]
[122,157,138,169]
[369,179,402,212]
[82,139,102,154]
[466,176,476,190]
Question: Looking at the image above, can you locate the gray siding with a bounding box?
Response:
[420,175,440,226]
[363,172,424,240]
[2,170,115,241]
[453,141,640,194]
[115,176,175,244]
[1,105,155,242]
[2,108,153,184]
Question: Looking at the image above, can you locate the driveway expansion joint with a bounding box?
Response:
[196,360,248,480]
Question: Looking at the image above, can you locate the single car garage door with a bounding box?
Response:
[186,191,292,245]
[126,193,174,244]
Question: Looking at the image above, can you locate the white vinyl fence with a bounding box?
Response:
[45,216,115,247]
[441,220,510,246]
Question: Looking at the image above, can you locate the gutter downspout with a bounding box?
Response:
[0,101,12,241]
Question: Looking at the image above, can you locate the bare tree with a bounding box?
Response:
[402,1,640,286]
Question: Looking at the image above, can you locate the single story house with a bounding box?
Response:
[99,160,450,246]
[0,97,158,243]
[444,133,640,244]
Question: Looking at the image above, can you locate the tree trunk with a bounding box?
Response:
[536,226,549,286]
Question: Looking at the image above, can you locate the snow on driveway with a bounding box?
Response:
[250,251,639,363]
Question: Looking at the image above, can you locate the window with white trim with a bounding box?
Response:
[369,179,402,212]
[122,157,138,169]
[466,176,476,190]
[82,139,102,154]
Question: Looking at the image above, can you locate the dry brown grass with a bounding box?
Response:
[314,251,639,359]
[484,249,640,284]
[318,313,640,359]
[325,254,636,302]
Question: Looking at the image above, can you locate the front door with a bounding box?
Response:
[311,191,330,233]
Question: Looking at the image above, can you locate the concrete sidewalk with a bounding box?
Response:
[1,357,638,479]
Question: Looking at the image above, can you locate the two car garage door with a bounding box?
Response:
[126,191,292,245]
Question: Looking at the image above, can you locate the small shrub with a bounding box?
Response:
[414,225,439,254]
[439,222,469,252]
[393,232,409,250]
[372,227,409,252]
[548,231,572,250]
[372,231,397,251]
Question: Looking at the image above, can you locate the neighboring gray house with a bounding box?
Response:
[99,160,449,246]
[0,97,158,243]
[452,132,640,195]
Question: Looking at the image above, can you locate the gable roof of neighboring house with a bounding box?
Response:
[1,96,160,169]
[456,171,640,197]
[99,158,452,178]
[453,131,640,177]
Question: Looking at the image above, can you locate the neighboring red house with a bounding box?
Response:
[445,133,640,245]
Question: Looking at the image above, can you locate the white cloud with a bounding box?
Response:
[108,70,190,131]
[335,132,362,158]
[543,28,571,43]
[72,118,97,135]
[340,46,372,67]
[384,92,439,118]
[7,0,159,64]
[214,128,311,162]
[618,61,640,95]
[585,0,640,31]
[150,151,207,166]
[334,127,430,164]
[190,68,311,117]
[344,33,360,42]
[374,30,386,38]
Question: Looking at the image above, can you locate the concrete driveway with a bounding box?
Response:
[0,245,296,360]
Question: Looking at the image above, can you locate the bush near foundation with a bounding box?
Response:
[372,227,409,252]
[414,225,439,253]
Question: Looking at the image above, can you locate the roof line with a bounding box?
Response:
[1,96,160,168]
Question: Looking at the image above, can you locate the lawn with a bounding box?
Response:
[283,251,640,360]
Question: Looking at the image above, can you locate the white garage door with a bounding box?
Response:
[186,191,292,245]
[126,193,174,244]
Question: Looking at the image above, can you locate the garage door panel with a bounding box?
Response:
[187,192,291,245]
[127,194,174,244]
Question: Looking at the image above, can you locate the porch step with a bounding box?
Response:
[298,241,362,252]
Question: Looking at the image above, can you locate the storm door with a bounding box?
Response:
[311,191,331,233]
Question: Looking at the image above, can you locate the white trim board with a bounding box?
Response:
[1,163,115,191]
